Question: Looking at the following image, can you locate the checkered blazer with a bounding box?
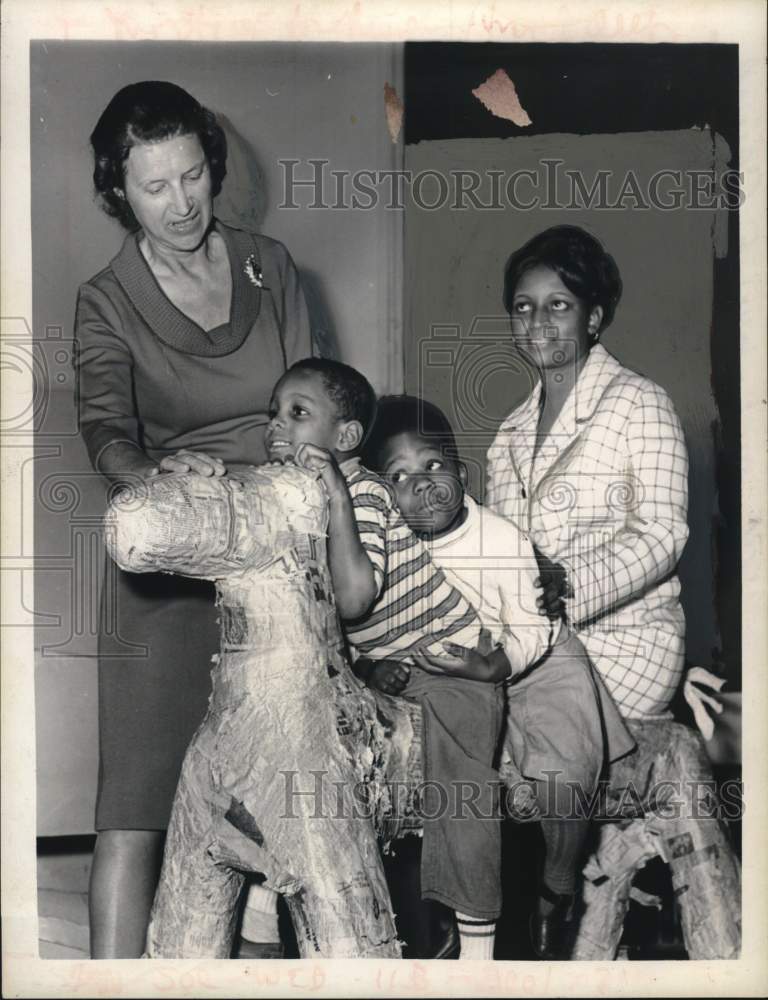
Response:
[487,345,689,719]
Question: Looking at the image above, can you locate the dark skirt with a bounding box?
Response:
[95,563,219,831]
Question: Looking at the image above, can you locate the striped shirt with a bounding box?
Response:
[341,459,482,662]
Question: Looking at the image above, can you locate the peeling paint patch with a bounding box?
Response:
[472,69,532,127]
[384,82,404,143]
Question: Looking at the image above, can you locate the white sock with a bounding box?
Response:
[455,911,496,960]
[241,882,280,944]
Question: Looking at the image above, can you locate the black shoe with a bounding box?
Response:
[529,884,575,959]
[431,911,460,959]
[382,840,460,958]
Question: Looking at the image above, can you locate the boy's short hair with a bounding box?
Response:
[287,358,377,444]
[363,394,459,471]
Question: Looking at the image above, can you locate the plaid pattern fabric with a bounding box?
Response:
[341,460,481,661]
[487,345,689,718]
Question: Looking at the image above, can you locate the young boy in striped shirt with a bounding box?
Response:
[265,358,537,958]
[362,394,635,960]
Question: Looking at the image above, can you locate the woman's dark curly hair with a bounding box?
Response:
[90,80,227,230]
[503,225,623,332]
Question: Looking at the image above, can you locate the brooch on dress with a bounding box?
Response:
[244,254,267,289]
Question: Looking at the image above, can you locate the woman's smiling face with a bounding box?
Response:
[509,264,602,373]
[122,132,212,253]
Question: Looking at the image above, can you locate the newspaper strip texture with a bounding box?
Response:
[105,464,401,958]
[573,719,741,960]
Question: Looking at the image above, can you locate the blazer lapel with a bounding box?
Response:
[502,382,540,498]
[529,345,625,491]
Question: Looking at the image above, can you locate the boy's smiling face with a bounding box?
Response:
[379,430,467,540]
[266,369,345,460]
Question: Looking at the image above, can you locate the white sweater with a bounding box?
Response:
[425,495,553,673]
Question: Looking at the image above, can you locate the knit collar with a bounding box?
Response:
[110,219,262,358]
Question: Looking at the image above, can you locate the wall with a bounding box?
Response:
[32,41,403,835]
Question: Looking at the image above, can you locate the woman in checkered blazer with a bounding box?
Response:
[487,226,741,960]
[488,225,689,722]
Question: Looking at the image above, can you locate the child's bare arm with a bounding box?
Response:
[293,444,378,620]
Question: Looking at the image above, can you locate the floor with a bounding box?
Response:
[35,835,292,960]
[37,837,93,959]
[36,829,690,961]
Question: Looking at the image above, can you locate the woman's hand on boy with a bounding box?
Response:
[532,544,572,621]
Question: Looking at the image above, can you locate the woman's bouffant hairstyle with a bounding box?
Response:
[503,225,623,332]
[90,81,227,230]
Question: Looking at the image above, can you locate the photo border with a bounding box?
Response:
[2,2,766,996]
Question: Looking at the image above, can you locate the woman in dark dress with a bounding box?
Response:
[75,81,313,956]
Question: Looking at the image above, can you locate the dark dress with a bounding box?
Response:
[74,220,312,829]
